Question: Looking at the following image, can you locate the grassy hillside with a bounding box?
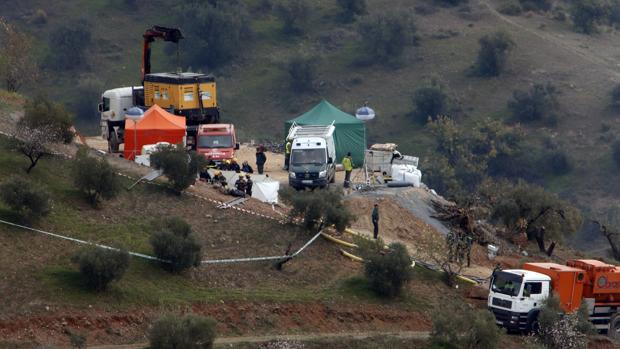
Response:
[3,0,620,250]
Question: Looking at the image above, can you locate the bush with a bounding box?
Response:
[610,83,620,110]
[472,32,514,77]
[431,300,502,349]
[149,314,216,349]
[0,176,50,222]
[609,0,620,27]
[46,21,92,71]
[72,149,120,206]
[520,0,551,12]
[360,241,413,297]
[285,54,316,93]
[279,187,353,232]
[337,0,367,22]
[178,1,252,68]
[545,150,572,175]
[498,0,523,15]
[150,217,202,272]
[507,83,559,124]
[412,86,448,122]
[72,247,129,291]
[570,0,609,34]
[275,0,310,35]
[613,140,620,168]
[150,144,206,194]
[537,295,592,349]
[357,10,417,65]
[22,97,74,144]
[435,0,469,6]
[0,19,39,92]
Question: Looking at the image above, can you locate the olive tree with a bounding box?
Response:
[150,144,205,194]
[472,32,514,77]
[279,187,353,232]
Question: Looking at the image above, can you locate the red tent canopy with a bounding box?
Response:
[124,105,186,160]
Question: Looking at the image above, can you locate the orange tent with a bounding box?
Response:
[124,105,186,160]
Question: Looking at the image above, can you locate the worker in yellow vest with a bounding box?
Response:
[284,140,292,170]
[342,152,353,188]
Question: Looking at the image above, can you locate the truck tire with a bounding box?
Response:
[610,313,620,339]
[108,131,119,153]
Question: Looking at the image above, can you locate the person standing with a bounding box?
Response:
[284,140,292,170]
[342,152,353,188]
[256,144,267,174]
[245,174,253,197]
[371,203,379,239]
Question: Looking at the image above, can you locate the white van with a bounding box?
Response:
[287,124,336,189]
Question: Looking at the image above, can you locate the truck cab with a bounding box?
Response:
[488,269,551,332]
[196,124,239,162]
[287,125,336,190]
[99,86,143,152]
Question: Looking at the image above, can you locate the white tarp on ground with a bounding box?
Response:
[391,164,422,187]
[253,181,279,204]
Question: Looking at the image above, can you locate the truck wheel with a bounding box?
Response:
[610,314,620,339]
[108,131,119,153]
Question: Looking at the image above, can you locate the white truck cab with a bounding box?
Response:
[287,124,336,189]
[98,86,143,152]
[488,269,551,332]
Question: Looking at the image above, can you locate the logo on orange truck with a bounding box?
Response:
[597,276,620,289]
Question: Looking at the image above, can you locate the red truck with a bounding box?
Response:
[195,124,239,162]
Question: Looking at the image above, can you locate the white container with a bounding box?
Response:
[487,244,499,260]
[390,164,422,187]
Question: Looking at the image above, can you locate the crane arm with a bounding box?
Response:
[141,26,183,83]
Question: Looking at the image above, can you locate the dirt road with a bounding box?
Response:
[90,330,431,349]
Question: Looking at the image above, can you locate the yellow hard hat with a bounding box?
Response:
[232,158,238,163]
[215,170,222,175]
[224,159,231,164]
[239,174,244,178]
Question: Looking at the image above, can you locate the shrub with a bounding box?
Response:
[12,123,64,174]
[337,0,367,22]
[537,295,592,349]
[0,176,50,222]
[150,217,202,272]
[0,19,39,92]
[285,54,316,93]
[610,0,620,27]
[472,32,514,77]
[279,187,353,232]
[149,314,216,349]
[507,83,559,124]
[357,10,417,65]
[498,0,523,15]
[178,1,252,68]
[412,86,448,122]
[613,140,620,168]
[431,300,502,349]
[46,21,92,71]
[360,241,413,297]
[570,0,609,34]
[435,0,469,6]
[72,149,120,206]
[546,150,572,175]
[150,144,206,194]
[520,0,551,12]
[275,0,310,35]
[610,83,620,110]
[72,247,129,291]
[22,97,74,144]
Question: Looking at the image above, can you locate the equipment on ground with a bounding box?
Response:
[287,123,337,190]
[488,259,620,338]
[196,124,239,162]
[99,26,220,153]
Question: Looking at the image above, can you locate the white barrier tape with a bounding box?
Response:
[201,230,322,264]
[0,218,167,262]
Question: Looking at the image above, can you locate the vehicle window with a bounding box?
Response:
[103,97,110,112]
[523,282,542,297]
[491,272,522,297]
[198,135,233,148]
[291,149,326,165]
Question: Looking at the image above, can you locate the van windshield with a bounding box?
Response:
[291,149,326,165]
[198,135,233,149]
[491,272,522,297]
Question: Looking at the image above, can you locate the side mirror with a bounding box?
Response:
[98,103,103,112]
[235,142,240,150]
[328,157,333,164]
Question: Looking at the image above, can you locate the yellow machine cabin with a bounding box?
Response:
[144,72,219,124]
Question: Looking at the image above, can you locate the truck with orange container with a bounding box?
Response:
[488,259,620,338]
[195,124,239,162]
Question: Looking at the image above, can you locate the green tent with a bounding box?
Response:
[284,100,366,166]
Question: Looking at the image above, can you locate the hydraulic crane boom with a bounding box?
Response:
[141,26,183,83]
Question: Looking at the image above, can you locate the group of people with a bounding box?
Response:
[446,231,474,267]
[211,171,253,198]
[208,158,254,174]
